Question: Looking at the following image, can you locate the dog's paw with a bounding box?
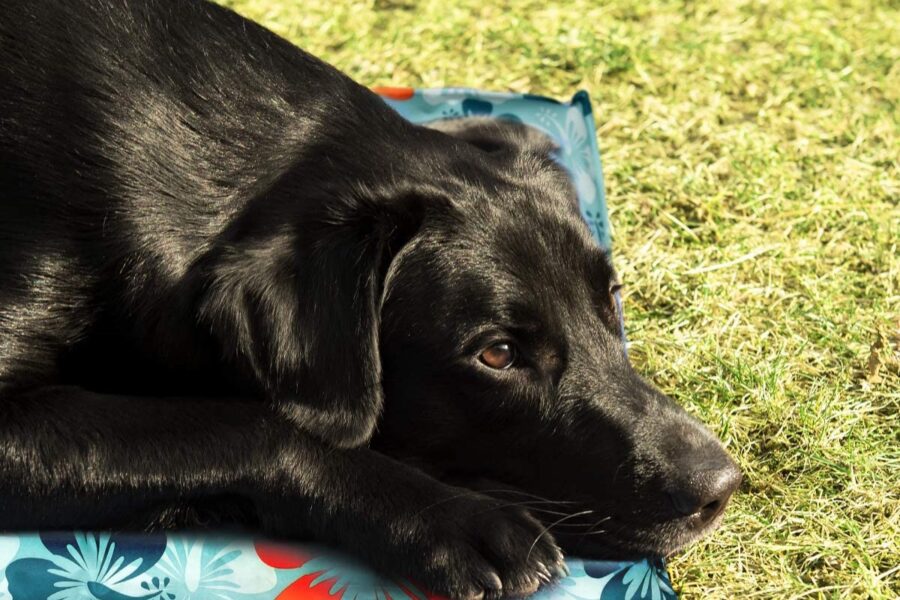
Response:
[407,493,566,599]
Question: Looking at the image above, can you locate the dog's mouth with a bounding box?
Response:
[467,478,731,560]
[549,508,729,559]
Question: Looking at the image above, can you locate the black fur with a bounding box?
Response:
[0,1,741,598]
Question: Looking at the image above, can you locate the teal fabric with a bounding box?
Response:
[0,534,675,600]
[0,89,677,600]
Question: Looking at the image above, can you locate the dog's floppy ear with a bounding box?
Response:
[196,179,444,449]
[426,117,559,157]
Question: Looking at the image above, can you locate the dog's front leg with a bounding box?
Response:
[0,385,279,529]
[0,385,563,598]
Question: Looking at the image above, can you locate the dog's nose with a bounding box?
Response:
[668,460,742,524]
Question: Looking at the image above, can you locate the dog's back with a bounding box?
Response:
[0,0,377,389]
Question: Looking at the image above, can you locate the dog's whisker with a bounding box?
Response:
[458,498,592,521]
[413,488,580,519]
[499,499,580,509]
[526,507,587,518]
[525,509,595,563]
[411,490,493,518]
[537,519,605,529]
[571,529,610,537]
[472,488,579,505]
[532,513,608,529]
[573,515,613,544]
[469,499,559,517]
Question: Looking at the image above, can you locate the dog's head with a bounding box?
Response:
[205,114,740,558]
[371,118,740,558]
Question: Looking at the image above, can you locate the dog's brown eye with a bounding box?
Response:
[610,282,623,297]
[479,342,516,370]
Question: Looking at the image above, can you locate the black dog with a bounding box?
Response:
[0,0,741,597]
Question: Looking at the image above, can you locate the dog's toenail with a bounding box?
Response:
[484,571,502,591]
[552,562,569,578]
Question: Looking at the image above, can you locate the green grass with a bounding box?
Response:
[217,1,898,597]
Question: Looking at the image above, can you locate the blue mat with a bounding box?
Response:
[0,88,677,600]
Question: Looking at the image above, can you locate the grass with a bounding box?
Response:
[217,1,899,597]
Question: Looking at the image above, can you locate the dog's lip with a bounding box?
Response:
[462,479,730,558]
[551,504,730,560]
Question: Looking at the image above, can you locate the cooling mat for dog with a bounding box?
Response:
[0,89,677,600]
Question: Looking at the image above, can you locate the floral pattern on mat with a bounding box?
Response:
[0,534,675,600]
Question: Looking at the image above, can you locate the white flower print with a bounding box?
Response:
[37,533,156,600]
[155,538,277,600]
